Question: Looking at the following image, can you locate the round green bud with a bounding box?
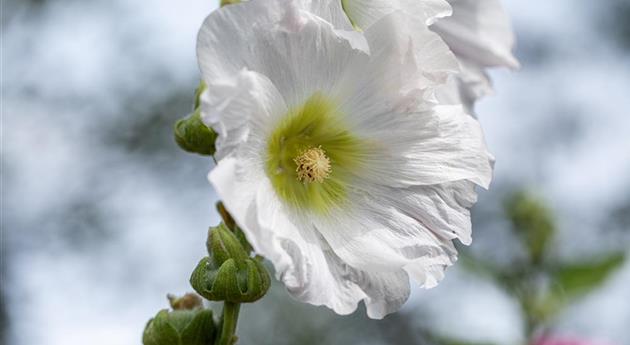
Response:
[174,108,217,156]
[190,224,270,303]
[142,294,215,345]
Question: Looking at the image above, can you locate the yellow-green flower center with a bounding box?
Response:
[265,93,367,214]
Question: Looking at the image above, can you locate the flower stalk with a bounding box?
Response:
[216,302,241,345]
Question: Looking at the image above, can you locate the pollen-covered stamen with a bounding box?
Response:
[294,146,331,183]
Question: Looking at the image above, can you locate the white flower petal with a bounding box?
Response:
[362,11,459,87]
[379,180,479,246]
[324,253,411,319]
[299,0,355,30]
[341,0,452,29]
[348,104,492,188]
[432,0,519,69]
[198,0,369,110]
[200,70,287,159]
[311,195,458,284]
[210,157,411,319]
[209,158,359,314]
[435,58,493,114]
[298,0,518,109]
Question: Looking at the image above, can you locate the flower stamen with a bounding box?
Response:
[294,146,331,183]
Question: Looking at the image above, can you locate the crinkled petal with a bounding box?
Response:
[198,0,370,109]
[348,104,493,188]
[298,0,355,30]
[310,192,458,285]
[210,157,411,319]
[378,180,479,246]
[362,11,459,88]
[200,70,287,159]
[209,158,358,314]
[341,0,452,29]
[322,250,411,319]
[432,0,519,69]
[435,58,493,114]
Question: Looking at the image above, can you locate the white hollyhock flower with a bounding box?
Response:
[198,0,492,318]
[332,0,518,111]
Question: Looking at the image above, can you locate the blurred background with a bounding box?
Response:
[2,0,629,344]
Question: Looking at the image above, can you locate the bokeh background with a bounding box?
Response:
[2,0,629,344]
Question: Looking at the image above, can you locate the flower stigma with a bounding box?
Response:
[294,146,331,183]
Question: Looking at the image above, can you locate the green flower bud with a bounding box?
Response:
[142,294,215,345]
[216,202,254,254]
[174,108,217,156]
[505,191,555,265]
[216,202,236,231]
[220,0,241,6]
[190,224,270,303]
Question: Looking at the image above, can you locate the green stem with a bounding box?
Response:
[216,302,241,345]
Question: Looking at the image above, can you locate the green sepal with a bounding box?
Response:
[174,108,217,156]
[216,202,254,255]
[216,202,236,231]
[143,310,180,345]
[180,309,215,345]
[142,309,215,345]
[191,224,270,303]
[207,224,249,267]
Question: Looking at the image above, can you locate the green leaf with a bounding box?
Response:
[551,252,625,301]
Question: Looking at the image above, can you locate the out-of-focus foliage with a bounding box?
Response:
[549,252,625,303]
[602,0,630,50]
[451,190,626,345]
[505,192,555,265]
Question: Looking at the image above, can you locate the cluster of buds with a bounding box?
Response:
[143,199,270,345]
[190,223,270,303]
